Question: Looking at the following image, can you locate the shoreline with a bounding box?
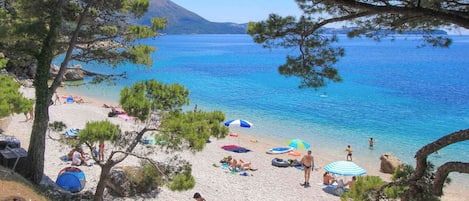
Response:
[3,86,464,200]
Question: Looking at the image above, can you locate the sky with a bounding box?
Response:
[170,0,468,35]
[170,0,302,23]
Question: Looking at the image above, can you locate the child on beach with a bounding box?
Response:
[99,140,105,162]
[346,145,353,161]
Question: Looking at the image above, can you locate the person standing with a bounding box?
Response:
[300,150,314,186]
[369,137,374,149]
[346,145,353,161]
[98,140,105,162]
[54,92,61,105]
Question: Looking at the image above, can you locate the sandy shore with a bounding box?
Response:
[3,86,464,201]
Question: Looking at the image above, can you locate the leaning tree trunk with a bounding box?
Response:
[403,129,469,201]
[375,129,469,201]
[94,164,113,201]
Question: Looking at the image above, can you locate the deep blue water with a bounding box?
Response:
[64,34,469,166]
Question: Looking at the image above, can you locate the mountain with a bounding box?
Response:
[136,0,447,35]
[136,0,247,34]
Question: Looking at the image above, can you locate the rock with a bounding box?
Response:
[64,65,86,81]
[380,153,403,174]
[49,64,86,81]
[108,167,134,197]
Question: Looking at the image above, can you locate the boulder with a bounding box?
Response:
[49,64,86,81]
[380,153,403,174]
[64,65,86,81]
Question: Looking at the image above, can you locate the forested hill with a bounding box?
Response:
[136,0,247,34]
[136,0,447,35]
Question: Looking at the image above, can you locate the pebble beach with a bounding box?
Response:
[2,86,464,201]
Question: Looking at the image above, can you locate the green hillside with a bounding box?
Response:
[137,0,247,34]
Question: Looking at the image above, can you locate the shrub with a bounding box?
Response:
[341,176,385,201]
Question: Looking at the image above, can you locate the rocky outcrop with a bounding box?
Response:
[380,153,403,174]
[49,64,98,81]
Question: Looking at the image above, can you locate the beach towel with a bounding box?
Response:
[118,114,135,121]
[64,128,79,138]
[220,144,251,153]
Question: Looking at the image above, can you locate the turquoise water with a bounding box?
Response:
[63,34,469,167]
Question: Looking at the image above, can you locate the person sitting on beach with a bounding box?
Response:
[238,159,257,171]
[67,148,77,161]
[74,96,85,104]
[344,176,357,189]
[72,148,90,166]
[323,172,336,185]
[220,155,232,164]
[108,106,126,117]
[229,158,239,169]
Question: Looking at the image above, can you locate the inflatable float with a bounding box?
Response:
[271,158,290,167]
[266,147,293,154]
[288,151,301,156]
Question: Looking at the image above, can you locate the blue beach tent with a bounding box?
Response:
[56,167,86,193]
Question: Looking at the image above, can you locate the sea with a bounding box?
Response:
[62,34,469,171]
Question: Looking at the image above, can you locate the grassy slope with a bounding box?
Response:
[0,166,48,201]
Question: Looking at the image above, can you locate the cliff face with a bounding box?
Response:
[135,0,247,34]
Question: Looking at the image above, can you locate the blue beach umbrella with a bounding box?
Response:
[286,138,311,150]
[224,119,253,128]
[323,161,366,176]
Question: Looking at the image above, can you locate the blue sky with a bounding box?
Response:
[170,0,302,23]
[170,0,468,35]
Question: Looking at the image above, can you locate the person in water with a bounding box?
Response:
[301,150,314,186]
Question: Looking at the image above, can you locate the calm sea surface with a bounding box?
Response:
[63,34,469,168]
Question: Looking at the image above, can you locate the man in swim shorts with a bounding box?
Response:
[301,150,314,186]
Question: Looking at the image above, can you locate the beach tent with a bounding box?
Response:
[56,167,86,193]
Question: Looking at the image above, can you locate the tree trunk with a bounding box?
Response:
[94,164,113,201]
[403,129,469,201]
[19,0,64,184]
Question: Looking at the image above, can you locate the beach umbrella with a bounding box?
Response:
[224,119,253,128]
[286,138,311,150]
[323,161,366,176]
[224,119,252,146]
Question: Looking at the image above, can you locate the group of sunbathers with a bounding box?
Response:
[323,172,356,189]
[220,155,257,171]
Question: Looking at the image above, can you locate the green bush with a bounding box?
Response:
[341,176,385,201]
[166,165,195,191]
[123,161,164,194]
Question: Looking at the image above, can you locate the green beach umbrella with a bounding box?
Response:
[286,138,311,150]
